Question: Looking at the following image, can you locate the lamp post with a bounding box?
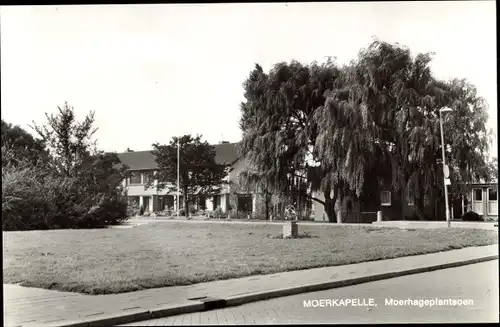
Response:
[439,107,453,227]
[177,137,180,218]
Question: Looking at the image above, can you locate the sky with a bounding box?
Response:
[1,1,497,156]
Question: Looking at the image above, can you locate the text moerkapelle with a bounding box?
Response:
[303,298,376,307]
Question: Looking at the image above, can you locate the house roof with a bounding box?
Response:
[116,142,240,171]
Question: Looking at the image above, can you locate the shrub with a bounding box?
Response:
[2,158,128,231]
[252,212,267,220]
[242,211,252,219]
[227,209,236,218]
[155,209,172,217]
[193,209,205,216]
[300,208,313,221]
[127,203,140,217]
[462,211,484,221]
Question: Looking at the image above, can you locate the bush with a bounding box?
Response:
[155,209,172,217]
[194,209,205,216]
[127,203,140,217]
[2,159,128,231]
[300,208,314,221]
[462,211,484,222]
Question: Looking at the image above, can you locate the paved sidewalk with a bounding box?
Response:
[4,244,498,327]
[124,217,377,227]
[373,220,498,230]
[125,217,498,230]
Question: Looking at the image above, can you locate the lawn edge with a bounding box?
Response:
[37,253,498,327]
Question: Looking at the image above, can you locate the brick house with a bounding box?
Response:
[455,181,498,220]
[116,142,260,214]
[312,182,498,222]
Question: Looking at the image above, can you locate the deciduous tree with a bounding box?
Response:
[1,120,49,167]
[239,40,493,222]
[151,134,228,217]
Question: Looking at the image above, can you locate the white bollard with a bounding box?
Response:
[377,211,383,222]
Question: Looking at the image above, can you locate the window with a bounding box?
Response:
[143,171,155,184]
[127,196,140,206]
[129,171,141,184]
[380,191,391,206]
[473,188,483,201]
[488,188,498,215]
[488,188,498,201]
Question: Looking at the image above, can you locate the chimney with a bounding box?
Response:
[219,133,229,144]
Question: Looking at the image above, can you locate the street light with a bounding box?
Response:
[177,136,180,218]
[439,107,453,227]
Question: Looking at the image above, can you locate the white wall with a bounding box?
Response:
[127,184,170,196]
[206,197,214,211]
[221,194,227,212]
[311,191,327,221]
[252,195,256,213]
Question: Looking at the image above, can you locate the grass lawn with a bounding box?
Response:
[3,222,498,295]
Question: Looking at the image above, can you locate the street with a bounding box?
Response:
[123,260,499,325]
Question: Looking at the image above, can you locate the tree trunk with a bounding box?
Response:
[184,188,189,218]
[324,189,338,223]
[265,191,270,220]
[415,192,426,221]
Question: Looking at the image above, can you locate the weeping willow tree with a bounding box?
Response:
[314,41,445,221]
[239,40,492,222]
[315,40,491,221]
[239,60,345,221]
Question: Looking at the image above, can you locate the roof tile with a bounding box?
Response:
[116,142,239,170]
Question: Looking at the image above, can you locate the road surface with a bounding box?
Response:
[123,260,499,325]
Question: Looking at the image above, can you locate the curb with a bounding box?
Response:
[225,254,499,306]
[26,254,499,327]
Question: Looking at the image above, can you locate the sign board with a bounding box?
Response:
[445,178,451,186]
[443,165,450,179]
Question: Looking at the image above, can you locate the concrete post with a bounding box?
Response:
[377,210,383,222]
[336,210,342,224]
[283,221,298,238]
